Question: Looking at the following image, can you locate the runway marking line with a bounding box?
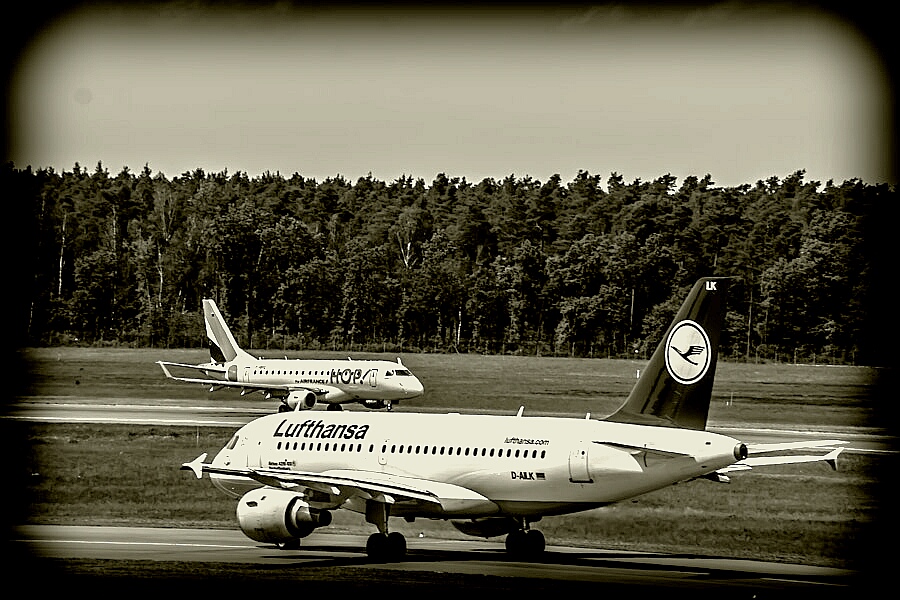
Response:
[18,538,253,550]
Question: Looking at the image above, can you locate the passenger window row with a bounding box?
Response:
[274,440,547,459]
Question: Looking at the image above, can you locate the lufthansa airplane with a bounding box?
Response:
[182,278,845,560]
[158,299,424,411]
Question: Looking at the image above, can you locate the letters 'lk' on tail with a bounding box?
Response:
[605,277,732,431]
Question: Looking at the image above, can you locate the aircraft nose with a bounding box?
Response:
[406,377,425,397]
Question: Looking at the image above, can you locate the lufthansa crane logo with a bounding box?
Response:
[665,320,711,384]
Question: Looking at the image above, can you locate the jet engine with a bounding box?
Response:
[236,487,332,544]
[285,390,317,411]
[361,399,388,410]
[451,517,518,538]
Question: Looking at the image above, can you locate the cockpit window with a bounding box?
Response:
[225,434,239,450]
[395,369,412,376]
[385,370,394,377]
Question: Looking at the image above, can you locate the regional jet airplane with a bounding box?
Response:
[181,278,845,560]
[158,299,424,411]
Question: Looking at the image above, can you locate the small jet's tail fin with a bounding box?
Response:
[605,277,733,431]
[203,299,251,364]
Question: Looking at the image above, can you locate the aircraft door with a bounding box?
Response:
[243,367,252,383]
[368,369,378,388]
[568,443,593,483]
[250,438,263,469]
[378,439,389,468]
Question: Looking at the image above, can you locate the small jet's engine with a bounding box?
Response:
[285,390,317,411]
[361,399,388,410]
[236,487,332,544]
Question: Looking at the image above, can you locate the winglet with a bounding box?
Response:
[180,453,208,479]
[824,447,843,471]
[157,361,174,379]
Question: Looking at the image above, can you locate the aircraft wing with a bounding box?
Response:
[181,455,497,515]
[158,361,340,397]
[157,360,228,382]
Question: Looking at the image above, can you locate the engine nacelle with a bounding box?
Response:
[236,487,332,544]
[451,517,517,539]
[361,399,388,410]
[285,390,317,411]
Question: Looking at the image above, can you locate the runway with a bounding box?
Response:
[14,524,858,594]
[6,397,884,595]
[7,397,893,453]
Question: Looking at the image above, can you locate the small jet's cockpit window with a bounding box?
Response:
[385,371,395,377]
[225,435,239,450]
[395,369,412,376]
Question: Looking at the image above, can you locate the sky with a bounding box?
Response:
[5,3,896,189]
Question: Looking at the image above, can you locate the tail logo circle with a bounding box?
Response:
[665,320,711,384]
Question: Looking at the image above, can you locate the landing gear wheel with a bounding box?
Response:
[366,532,388,560]
[505,529,526,556]
[277,404,290,413]
[505,529,545,558]
[387,531,407,557]
[526,529,545,554]
[366,532,407,561]
[326,403,343,411]
[277,538,301,550]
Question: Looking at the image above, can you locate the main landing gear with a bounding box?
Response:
[505,519,546,558]
[366,531,407,561]
[364,500,407,560]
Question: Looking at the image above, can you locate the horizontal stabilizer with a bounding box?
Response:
[180,453,208,479]
[719,447,843,473]
[746,439,847,453]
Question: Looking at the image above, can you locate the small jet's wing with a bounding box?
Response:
[158,361,341,398]
[181,456,497,515]
[157,360,228,378]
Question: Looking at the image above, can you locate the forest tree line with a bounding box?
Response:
[5,161,895,366]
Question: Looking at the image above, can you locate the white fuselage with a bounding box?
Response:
[224,358,424,403]
[210,410,743,520]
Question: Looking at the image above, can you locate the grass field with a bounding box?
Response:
[11,347,894,569]
[18,346,884,430]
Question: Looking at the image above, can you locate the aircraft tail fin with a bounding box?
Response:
[203,299,252,364]
[605,277,733,431]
